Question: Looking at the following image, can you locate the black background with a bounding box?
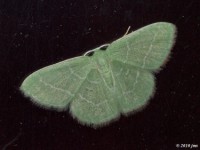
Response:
[0,0,200,149]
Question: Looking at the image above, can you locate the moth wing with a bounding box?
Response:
[111,60,155,114]
[20,56,91,110]
[107,22,176,71]
[70,69,120,126]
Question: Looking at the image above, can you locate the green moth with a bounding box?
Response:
[20,22,176,127]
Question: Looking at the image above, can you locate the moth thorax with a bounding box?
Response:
[96,58,110,73]
[96,56,115,88]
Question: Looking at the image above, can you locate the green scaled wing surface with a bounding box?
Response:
[20,56,91,110]
[107,22,176,70]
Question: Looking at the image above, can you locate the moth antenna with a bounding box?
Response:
[123,26,131,36]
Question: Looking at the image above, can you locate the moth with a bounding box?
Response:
[20,22,176,127]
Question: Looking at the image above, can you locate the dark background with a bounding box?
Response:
[0,0,200,149]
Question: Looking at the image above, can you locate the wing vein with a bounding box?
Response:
[39,77,74,96]
[142,25,161,68]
